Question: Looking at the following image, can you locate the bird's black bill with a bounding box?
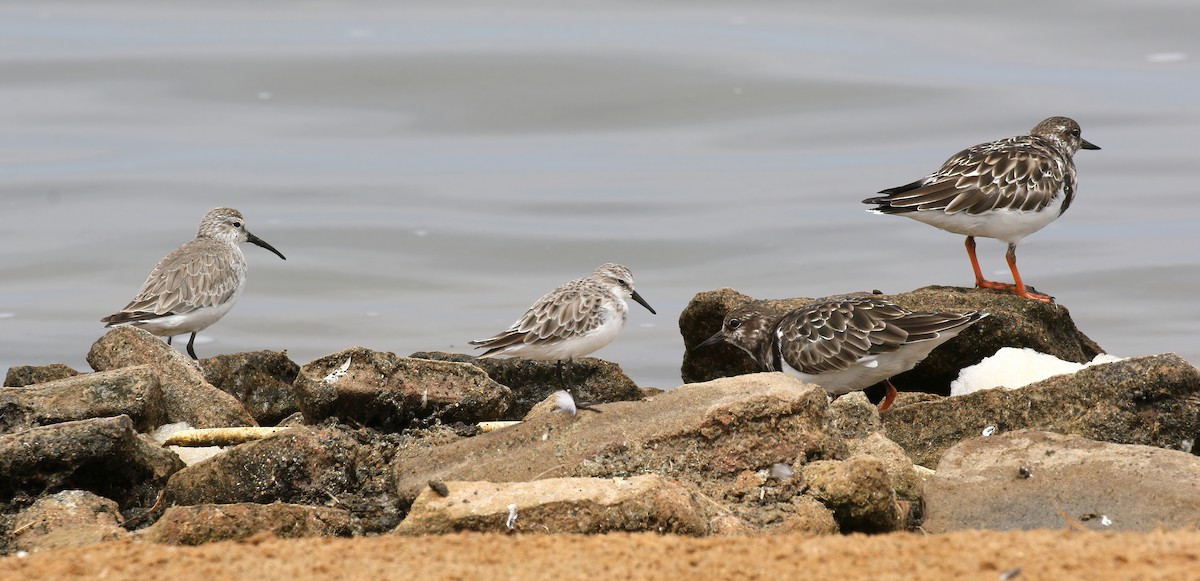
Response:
[1081,139,1101,150]
[695,330,725,350]
[247,232,287,260]
[631,290,656,314]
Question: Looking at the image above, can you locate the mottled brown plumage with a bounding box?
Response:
[864,116,1100,303]
[698,297,985,409]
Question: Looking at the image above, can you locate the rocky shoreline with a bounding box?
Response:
[2,285,1199,554]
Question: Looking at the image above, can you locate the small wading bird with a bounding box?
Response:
[863,116,1100,303]
[469,263,655,397]
[101,207,286,359]
[697,296,985,410]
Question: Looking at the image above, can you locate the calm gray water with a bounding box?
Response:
[2,1,1198,388]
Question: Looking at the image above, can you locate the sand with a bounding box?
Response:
[3,529,1199,580]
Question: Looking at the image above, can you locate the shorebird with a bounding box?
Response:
[864,116,1100,303]
[101,207,286,359]
[469,263,655,392]
[697,296,985,410]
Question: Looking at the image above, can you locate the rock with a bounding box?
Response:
[679,286,1104,397]
[774,496,841,535]
[11,490,127,553]
[394,475,709,535]
[0,415,184,510]
[293,347,512,431]
[882,354,1200,468]
[163,425,399,533]
[0,366,167,435]
[393,373,846,507]
[803,456,901,533]
[924,430,1200,533]
[830,392,883,440]
[411,351,643,418]
[4,364,79,387]
[139,503,354,545]
[847,433,922,502]
[87,327,257,428]
[200,350,301,426]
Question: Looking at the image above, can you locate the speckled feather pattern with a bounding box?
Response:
[101,207,285,330]
[469,263,649,360]
[864,116,1097,221]
[709,297,985,394]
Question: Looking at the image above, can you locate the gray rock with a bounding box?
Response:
[87,327,257,428]
[679,286,1103,397]
[11,490,127,553]
[0,366,167,434]
[883,353,1200,468]
[200,350,300,426]
[293,347,512,431]
[163,425,399,533]
[924,430,1200,533]
[411,351,643,418]
[139,502,354,545]
[394,475,709,535]
[803,456,902,533]
[393,373,847,508]
[0,415,184,510]
[4,364,80,388]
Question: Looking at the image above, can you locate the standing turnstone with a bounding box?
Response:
[469,263,656,391]
[697,296,985,410]
[863,116,1100,303]
[101,207,286,359]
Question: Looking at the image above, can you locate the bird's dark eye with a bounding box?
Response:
[1071,129,1081,137]
[727,318,741,330]
[618,280,631,288]
[232,221,243,228]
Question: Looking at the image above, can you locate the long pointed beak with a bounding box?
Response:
[631,290,656,314]
[247,232,287,260]
[1080,139,1100,150]
[695,330,726,350]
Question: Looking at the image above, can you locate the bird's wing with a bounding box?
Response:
[872,137,1069,214]
[113,239,244,317]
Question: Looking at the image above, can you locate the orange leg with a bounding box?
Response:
[965,236,1016,292]
[1006,243,1054,303]
[878,380,898,411]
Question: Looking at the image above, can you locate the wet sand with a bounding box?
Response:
[3,529,1199,580]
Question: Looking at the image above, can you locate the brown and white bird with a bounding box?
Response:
[469,263,655,390]
[101,207,286,359]
[863,116,1100,303]
[697,297,985,410]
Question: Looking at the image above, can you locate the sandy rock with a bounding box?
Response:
[0,366,167,434]
[830,392,883,440]
[395,475,708,535]
[162,426,400,533]
[803,456,901,533]
[847,433,922,502]
[139,503,354,545]
[0,415,184,510]
[393,373,846,508]
[294,347,512,431]
[924,430,1200,533]
[87,327,257,428]
[679,286,1103,396]
[4,364,79,387]
[412,351,643,417]
[774,496,841,535]
[199,351,300,426]
[11,490,127,553]
[883,353,1200,468]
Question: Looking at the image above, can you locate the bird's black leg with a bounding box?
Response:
[167,336,173,345]
[186,332,199,360]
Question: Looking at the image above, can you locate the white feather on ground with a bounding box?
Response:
[950,347,1124,396]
